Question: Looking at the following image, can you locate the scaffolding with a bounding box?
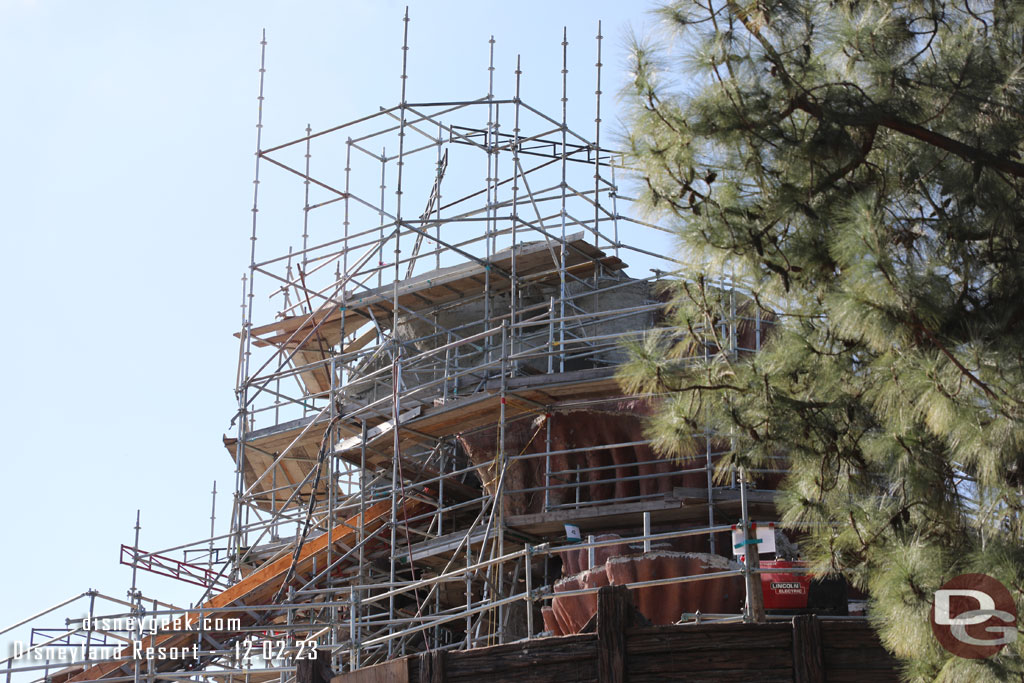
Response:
[1,14,784,683]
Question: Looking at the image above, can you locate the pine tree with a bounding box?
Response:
[618,2,1024,679]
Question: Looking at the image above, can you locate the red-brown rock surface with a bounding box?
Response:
[550,565,611,634]
[605,552,743,624]
[458,402,718,515]
[559,534,634,576]
[546,550,744,635]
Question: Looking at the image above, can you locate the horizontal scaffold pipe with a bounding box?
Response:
[0,591,90,637]
[259,105,401,155]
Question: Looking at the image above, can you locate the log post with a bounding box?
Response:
[738,467,766,623]
[596,585,630,683]
[417,649,445,683]
[792,615,824,683]
[296,648,334,683]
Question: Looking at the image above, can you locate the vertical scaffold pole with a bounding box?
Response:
[558,27,569,373]
[209,481,217,572]
[234,30,267,581]
[302,123,312,261]
[497,320,508,643]
[378,148,387,290]
[593,21,603,251]
[610,160,620,260]
[544,408,553,511]
[235,274,247,396]
[511,55,522,359]
[388,10,411,657]
[328,356,337,647]
[525,544,534,638]
[84,590,96,662]
[706,432,716,554]
[484,35,496,364]
[435,121,443,271]
[344,139,352,279]
[355,419,368,670]
[130,511,141,683]
[389,353,401,658]
[643,511,651,553]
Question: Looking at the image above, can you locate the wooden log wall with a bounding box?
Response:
[332,587,899,683]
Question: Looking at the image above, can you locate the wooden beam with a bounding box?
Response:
[792,615,824,683]
[334,406,423,454]
[417,650,445,683]
[596,585,630,683]
[296,649,334,683]
[343,327,378,354]
[403,527,495,564]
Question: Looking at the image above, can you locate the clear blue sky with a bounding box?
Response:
[0,0,658,639]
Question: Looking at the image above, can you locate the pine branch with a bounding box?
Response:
[909,313,1001,403]
[794,94,1024,179]
[727,0,1024,179]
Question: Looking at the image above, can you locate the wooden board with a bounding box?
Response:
[245,234,625,350]
[227,368,627,510]
[224,416,365,510]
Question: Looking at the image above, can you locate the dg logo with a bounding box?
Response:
[931,573,1018,659]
